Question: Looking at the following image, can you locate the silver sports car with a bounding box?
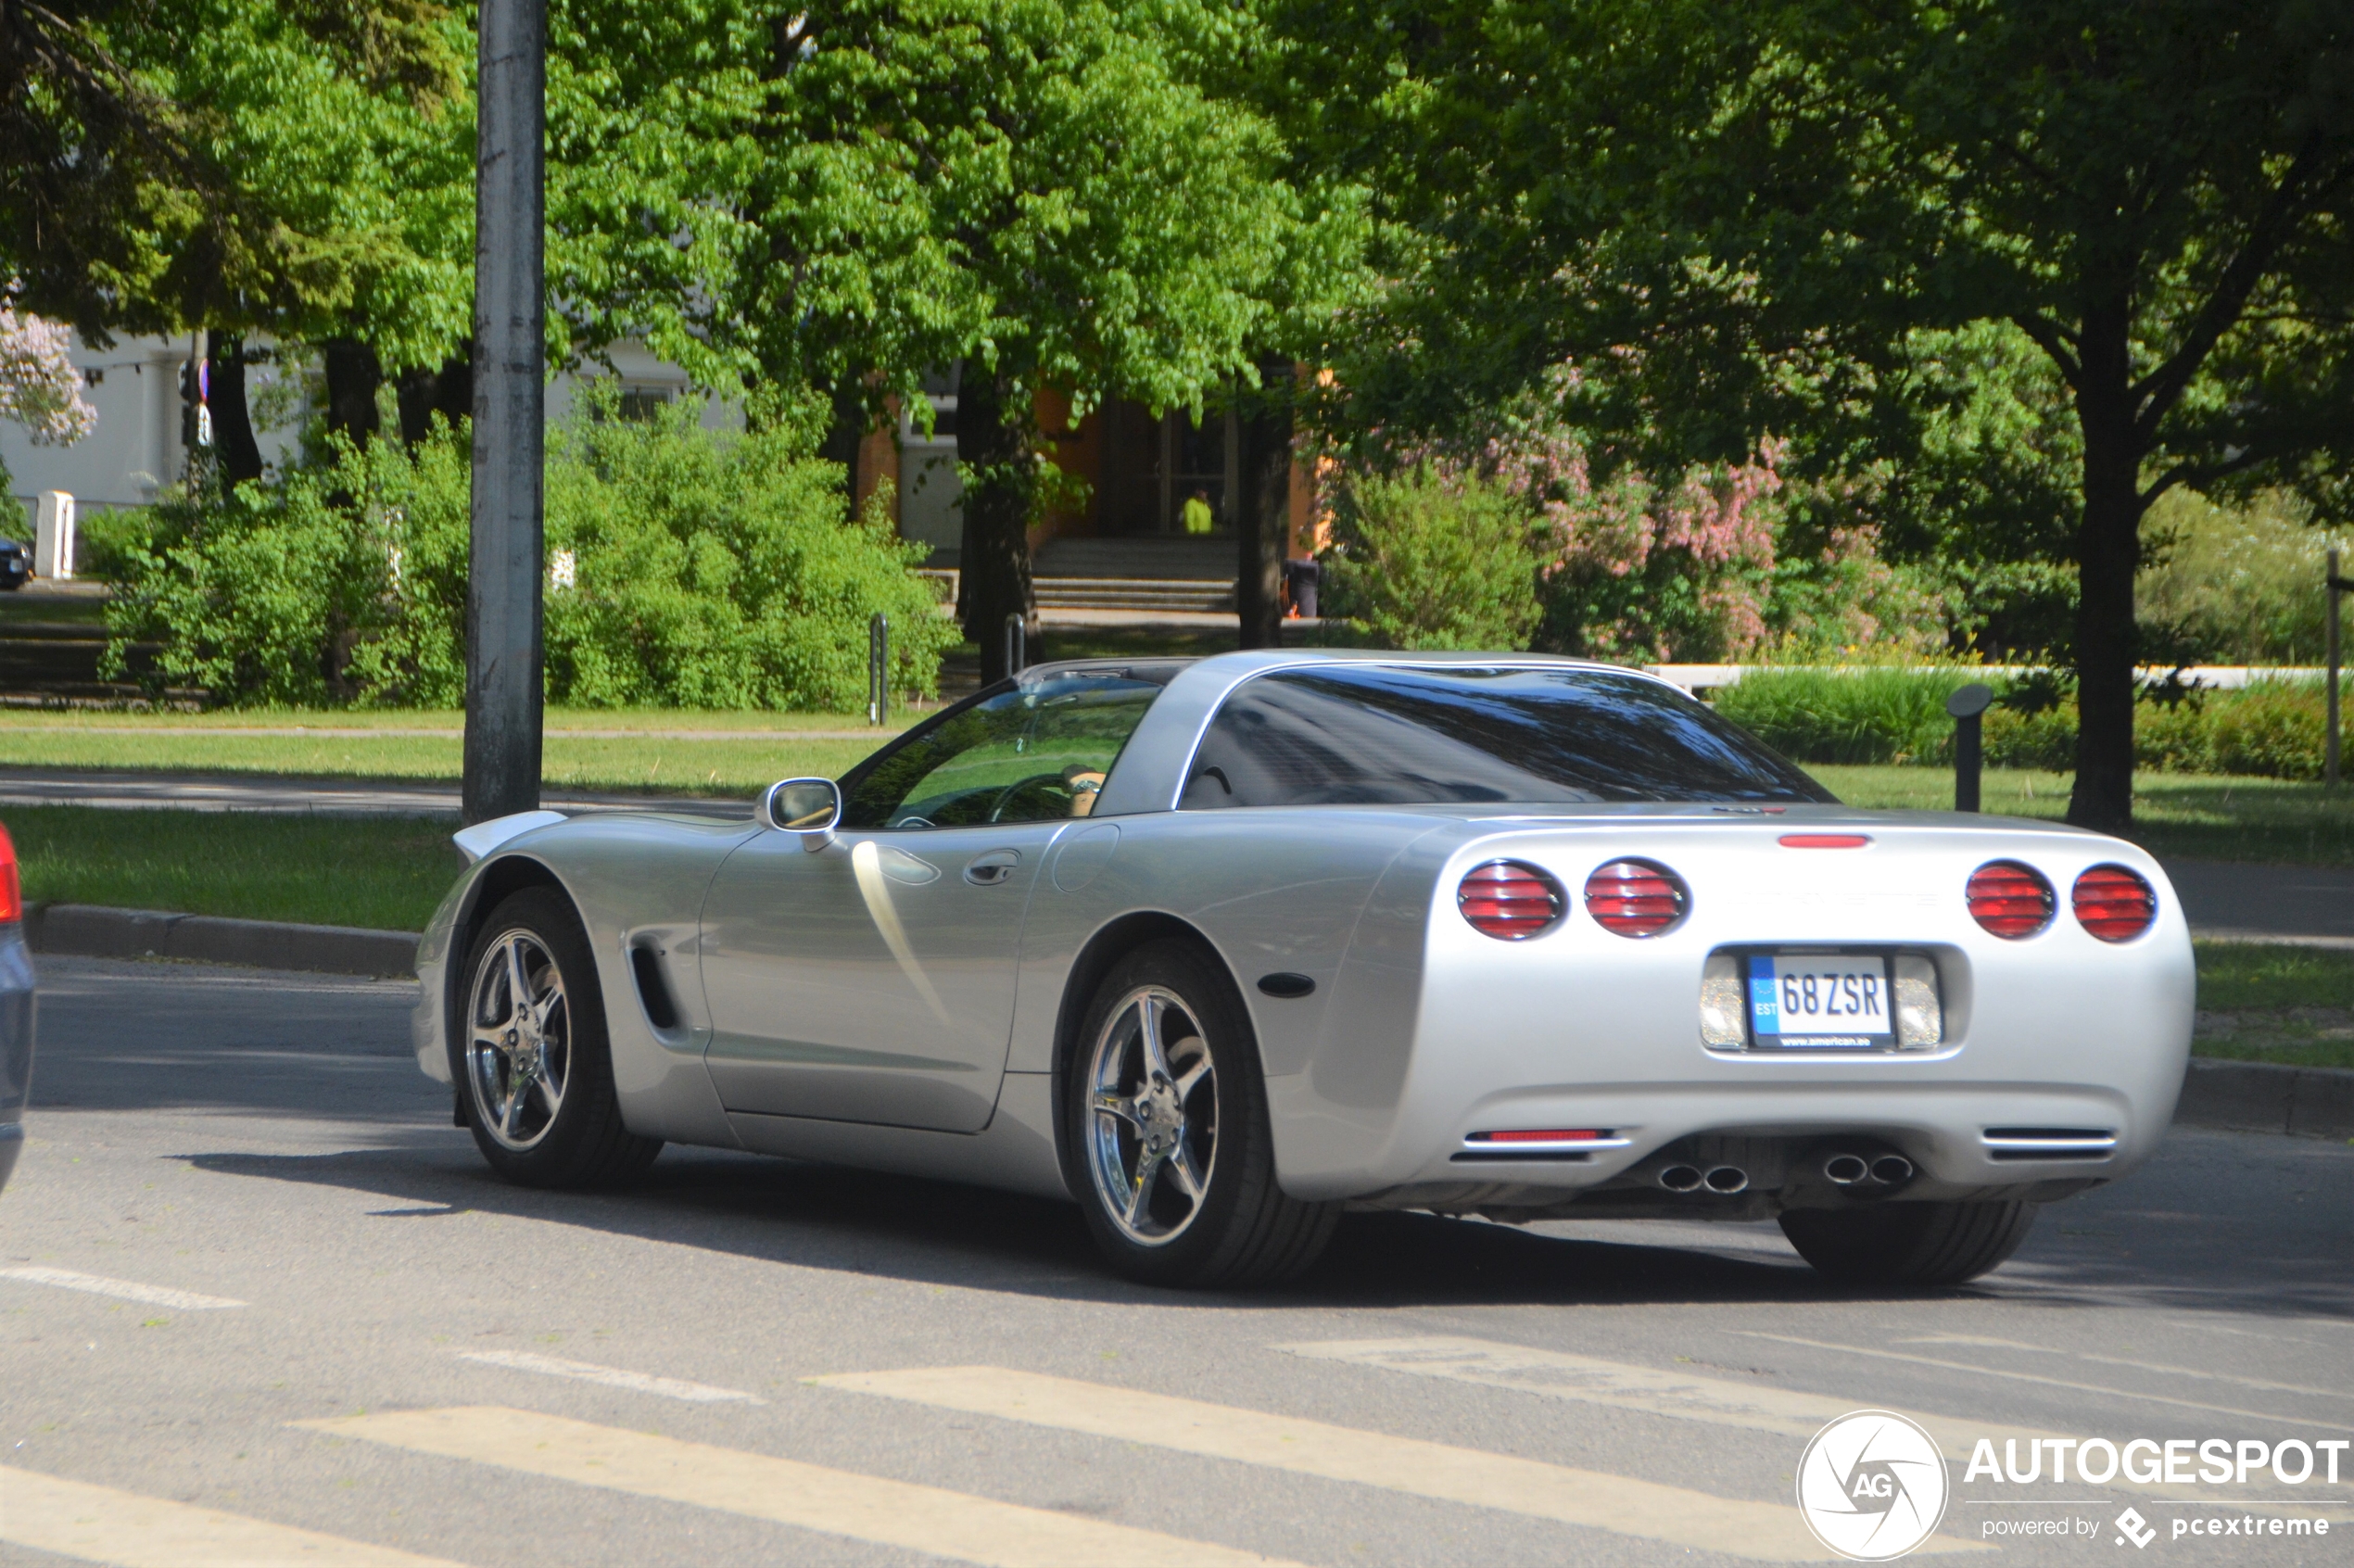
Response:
[413,651,2193,1289]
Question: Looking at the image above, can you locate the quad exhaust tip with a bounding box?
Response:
[1703,1165,1749,1195]
[1658,1164,1703,1193]
[1871,1155,1915,1184]
[1824,1153,1869,1185]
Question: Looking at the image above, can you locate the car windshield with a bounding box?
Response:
[1179,664,1833,807]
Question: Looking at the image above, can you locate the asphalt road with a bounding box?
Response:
[2,956,2349,1568]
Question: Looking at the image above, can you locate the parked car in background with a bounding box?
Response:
[413,652,2193,1290]
[0,824,33,1193]
[0,539,31,591]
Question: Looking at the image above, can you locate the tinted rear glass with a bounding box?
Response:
[1180,665,1832,808]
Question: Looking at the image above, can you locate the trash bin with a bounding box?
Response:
[1283,558,1320,619]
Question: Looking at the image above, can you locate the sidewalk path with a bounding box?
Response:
[0,766,743,820]
[1,767,2346,944]
[2162,859,2354,948]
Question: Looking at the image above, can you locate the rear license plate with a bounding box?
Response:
[1746,954,1895,1048]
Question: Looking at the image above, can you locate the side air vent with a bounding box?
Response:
[629,942,681,1031]
[1981,1127,2117,1162]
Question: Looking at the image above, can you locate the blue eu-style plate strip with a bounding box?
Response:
[1746,956,1780,1041]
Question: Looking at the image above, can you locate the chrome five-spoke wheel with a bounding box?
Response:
[1085,985,1218,1246]
[466,927,572,1151]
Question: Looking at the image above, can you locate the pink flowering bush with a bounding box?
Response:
[1332,364,1956,662]
[0,303,97,447]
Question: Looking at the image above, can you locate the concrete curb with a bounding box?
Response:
[24,903,418,978]
[2175,1057,2354,1142]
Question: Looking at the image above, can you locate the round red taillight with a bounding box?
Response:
[1967,860,2054,939]
[1458,861,1565,940]
[2073,864,2157,942]
[1583,859,1688,938]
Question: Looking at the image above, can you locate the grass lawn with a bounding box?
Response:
[1815,765,2354,868]
[2186,941,2354,1071]
[10,805,467,930]
[0,711,899,795]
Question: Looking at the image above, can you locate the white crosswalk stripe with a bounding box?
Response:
[300,1405,1311,1568]
[0,1463,472,1567]
[458,1348,763,1404]
[1284,1334,2353,1523]
[810,1364,1986,1560]
[0,1264,245,1310]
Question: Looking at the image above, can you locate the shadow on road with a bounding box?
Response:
[179,1128,2354,1321]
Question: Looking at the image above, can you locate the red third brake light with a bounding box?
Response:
[1967,859,2052,939]
[0,823,19,924]
[1457,860,1564,940]
[1584,859,1688,938]
[2073,864,2157,942]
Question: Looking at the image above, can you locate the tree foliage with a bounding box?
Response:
[1277,0,2354,827]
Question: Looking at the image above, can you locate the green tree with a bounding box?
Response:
[742,0,1360,679]
[1280,0,2354,829]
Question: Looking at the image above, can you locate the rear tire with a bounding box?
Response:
[1063,940,1339,1288]
[457,889,661,1189]
[1779,1199,2037,1287]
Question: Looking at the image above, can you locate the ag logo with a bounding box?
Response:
[1796,1410,1950,1561]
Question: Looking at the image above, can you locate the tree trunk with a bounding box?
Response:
[2067,309,2145,832]
[323,337,383,449]
[209,334,266,487]
[957,370,1036,684]
[396,352,472,446]
[1234,365,1295,650]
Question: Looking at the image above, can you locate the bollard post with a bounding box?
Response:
[867,612,889,726]
[2329,549,2348,788]
[1946,682,1994,813]
[1004,613,1025,678]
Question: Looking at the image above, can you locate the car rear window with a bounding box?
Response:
[1179,664,1832,808]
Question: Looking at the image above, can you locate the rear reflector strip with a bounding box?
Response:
[1778,833,1871,849]
[1981,1127,2118,1162]
[1457,1129,1633,1161]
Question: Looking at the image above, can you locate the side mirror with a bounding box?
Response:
[761,777,842,852]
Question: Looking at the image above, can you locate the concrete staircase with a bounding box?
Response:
[1032,536,1235,613]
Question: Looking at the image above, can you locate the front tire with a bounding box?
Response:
[458,888,661,1188]
[1779,1199,2037,1288]
[1064,941,1338,1288]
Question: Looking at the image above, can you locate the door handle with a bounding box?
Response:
[964,850,1021,886]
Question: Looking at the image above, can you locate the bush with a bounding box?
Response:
[71,507,161,586]
[106,398,956,710]
[1712,667,2331,780]
[1709,666,1988,765]
[1321,465,1539,651]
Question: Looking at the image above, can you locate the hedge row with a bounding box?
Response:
[1711,668,2334,780]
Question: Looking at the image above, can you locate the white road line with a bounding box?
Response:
[810,1364,1982,1561]
[0,1265,244,1310]
[0,1463,471,1567]
[1736,1331,2353,1433]
[301,1406,1310,1568]
[1896,1334,2350,1401]
[458,1349,762,1404]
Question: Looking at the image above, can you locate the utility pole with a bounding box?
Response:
[462,0,547,824]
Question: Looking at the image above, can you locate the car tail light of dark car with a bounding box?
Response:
[2072,864,2156,942]
[1456,860,1564,940]
[1583,859,1688,938]
[1967,860,2052,938]
[0,823,19,923]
